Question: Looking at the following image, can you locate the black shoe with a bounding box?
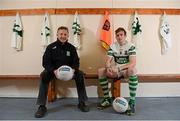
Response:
[126,104,135,116]
[78,102,90,112]
[34,105,47,118]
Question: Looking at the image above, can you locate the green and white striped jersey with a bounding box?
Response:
[107,41,136,65]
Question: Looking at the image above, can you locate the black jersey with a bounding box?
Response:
[42,39,79,72]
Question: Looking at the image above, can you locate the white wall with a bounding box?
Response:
[1,79,180,97]
[0,0,180,97]
[1,15,180,74]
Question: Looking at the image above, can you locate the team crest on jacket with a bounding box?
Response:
[52,46,56,49]
[66,51,70,56]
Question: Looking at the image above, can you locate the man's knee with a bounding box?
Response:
[127,68,137,76]
[74,70,85,81]
[40,70,54,83]
[98,68,106,77]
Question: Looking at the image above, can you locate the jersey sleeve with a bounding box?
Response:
[128,44,136,56]
[107,43,115,57]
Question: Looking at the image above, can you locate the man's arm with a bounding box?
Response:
[71,47,80,71]
[121,56,136,70]
[42,46,55,72]
[121,44,136,70]
[105,56,113,68]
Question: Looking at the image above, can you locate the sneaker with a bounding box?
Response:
[97,97,112,110]
[78,102,90,112]
[34,105,47,118]
[126,104,135,116]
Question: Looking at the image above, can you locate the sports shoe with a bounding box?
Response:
[126,104,135,116]
[34,105,47,118]
[78,102,90,112]
[97,97,112,110]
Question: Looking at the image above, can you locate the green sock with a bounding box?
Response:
[128,75,138,105]
[99,77,110,98]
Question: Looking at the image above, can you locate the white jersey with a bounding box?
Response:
[107,41,136,65]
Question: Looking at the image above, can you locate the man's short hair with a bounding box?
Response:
[115,27,127,36]
[57,26,69,33]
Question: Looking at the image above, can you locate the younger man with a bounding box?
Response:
[97,27,138,115]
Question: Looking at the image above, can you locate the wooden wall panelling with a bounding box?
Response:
[0,74,180,82]
[0,8,180,16]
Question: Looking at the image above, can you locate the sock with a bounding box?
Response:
[128,75,138,106]
[99,77,110,98]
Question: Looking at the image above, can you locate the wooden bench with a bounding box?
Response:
[47,74,121,102]
[47,73,180,102]
[0,74,180,102]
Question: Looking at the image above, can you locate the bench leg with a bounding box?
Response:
[47,79,121,101]
[48,80,56,102]
[113,79,121,98]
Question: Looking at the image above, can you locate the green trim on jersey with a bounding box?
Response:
[129,46,136,56]
[107,48,113,56]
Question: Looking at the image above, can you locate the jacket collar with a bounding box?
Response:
[56,39,68,46]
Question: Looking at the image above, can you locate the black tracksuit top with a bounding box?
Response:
[42,39,79,72]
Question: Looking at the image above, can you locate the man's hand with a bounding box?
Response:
[72,69,75,73]
[106,66,118,78]
[54,69,58,77]
[106,67,113,76]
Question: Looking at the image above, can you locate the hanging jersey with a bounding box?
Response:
[107,41,136,65]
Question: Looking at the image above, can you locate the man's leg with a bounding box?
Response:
[97,68,112,110]
[35,70,55,118]
[127,74,138,115]
[74,70,89,112]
